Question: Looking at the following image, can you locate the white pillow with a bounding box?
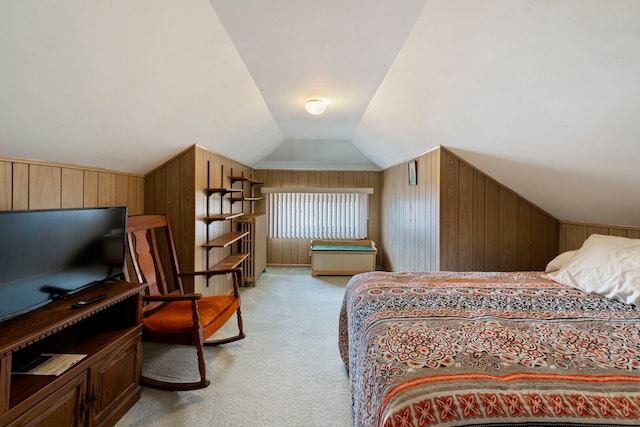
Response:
[544,234,640,306]
[544,250,578,273]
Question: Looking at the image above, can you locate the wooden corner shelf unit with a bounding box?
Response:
[203,166,256,280]
[202,165,267,287]
[0,281,146,427]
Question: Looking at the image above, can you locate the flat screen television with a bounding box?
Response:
[0,206,128,323]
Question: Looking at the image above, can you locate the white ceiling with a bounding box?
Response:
[1,0,639,227]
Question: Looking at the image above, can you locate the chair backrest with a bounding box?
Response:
[126,214,185,314]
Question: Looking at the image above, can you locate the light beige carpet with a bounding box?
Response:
[116,267,352,427]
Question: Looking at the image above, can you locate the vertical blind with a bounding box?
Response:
[268,191,368,239]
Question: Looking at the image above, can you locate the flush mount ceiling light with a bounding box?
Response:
[304,99,327,115]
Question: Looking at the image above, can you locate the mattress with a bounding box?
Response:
[339,271,640,426]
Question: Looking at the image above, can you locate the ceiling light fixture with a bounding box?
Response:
[304,99,327,115]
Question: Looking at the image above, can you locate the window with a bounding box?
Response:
[265,189,371,239]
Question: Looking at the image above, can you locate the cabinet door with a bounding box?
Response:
[87,336,141,427]
[7,373,87,427]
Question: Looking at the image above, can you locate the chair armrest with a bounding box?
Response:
[143,293,202,302]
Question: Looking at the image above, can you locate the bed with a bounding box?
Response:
[339,234,640,426]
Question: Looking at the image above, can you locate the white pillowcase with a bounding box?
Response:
[544,234,640,306]
[544,250,578,273]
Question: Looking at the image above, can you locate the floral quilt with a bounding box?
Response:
[338,271,640,426]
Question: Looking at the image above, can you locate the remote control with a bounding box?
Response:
[71,293,107,309]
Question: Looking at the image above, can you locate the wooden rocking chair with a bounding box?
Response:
[125,214,245,391]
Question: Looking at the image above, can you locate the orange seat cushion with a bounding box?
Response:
[143,295,240,339]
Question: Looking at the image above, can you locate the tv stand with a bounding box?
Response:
[0,282,145,427]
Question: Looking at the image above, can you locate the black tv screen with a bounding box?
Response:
[0,207,128,322]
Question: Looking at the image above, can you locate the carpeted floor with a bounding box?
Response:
[116,267,352,427]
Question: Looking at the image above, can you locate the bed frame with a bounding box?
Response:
[310,239,377,276]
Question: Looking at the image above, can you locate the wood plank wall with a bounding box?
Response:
[254,169,383,267]
[439,148,559,272]
[381,147,560,273]
[143,145,255,295]
[0,157,144,213]
[559,221,640,252]
[143,147,197,293]
[380,148,441,272]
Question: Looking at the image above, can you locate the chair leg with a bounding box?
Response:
[140,329,211,391]
[204,307,246,346]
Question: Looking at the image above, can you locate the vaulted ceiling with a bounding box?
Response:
[1,1,639,227]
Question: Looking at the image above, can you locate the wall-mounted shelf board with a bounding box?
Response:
[205,188,243,196]
[202,230,249,248]
[203,213,244,223]
[228,176,263,186]
[208,252,250,272]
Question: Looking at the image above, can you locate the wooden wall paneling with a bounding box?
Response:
[1,157,143,214]
[62,168,84,208]
[458,161,474,271]
[587,225,609,237]
[126,176,137,214]
[268,239,281,265]
[548,219,559,260]
[97,172,116,207]
[439,150,459,271]
[164,159,181,238]
[406,166,416,269]
[419,159,432,271]
[398,162,406,270]
[115,174,129,208]
[414,156,427,270]
[179,150,195,276]
[165,157,186,287]
[143,172,154,214]
[608,228,628,237]
[193,147,208,290]
[281,170,293,187]
[559,222,640,252]
[340,171,354,187]
[151,168,166,215]
[483,177,500,271]
[0,162,11,210]
[560,224,589,252]
[379,166,392,270]
[472,170,486,270]
[388,162,404,271]
[379,148,440,272]
[435,149,560,273]
[517,200,532,271]
[12,163,29,210]
[29,164,61,210]
[126,176,144,215]
[530,207,549,270]
[431,150,441,270]
[137,176,145,214]
[84,170,99,208]
[388,166,400,269]
[297,238,311,265]
[558,223,567,254]
[314,170,329,187]
[498,188,518,271]
[258,168,383,267]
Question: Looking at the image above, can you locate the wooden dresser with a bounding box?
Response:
[0,282,145,427]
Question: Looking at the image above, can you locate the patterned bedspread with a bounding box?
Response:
[338,271,640,426]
